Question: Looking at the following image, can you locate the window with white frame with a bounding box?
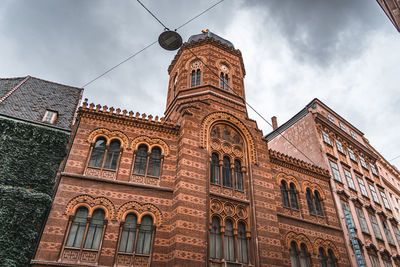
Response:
[370,163,378,176]
[42,110,58,124]
[369,213,383,240]
[369,184,380,204]
[381,219,395,245]
[328,114,335,123]
[355,206,370,234]
[359,155,368,169]
[348,148,357,161]
[329,161,342,182]
[392,223,400,246]
[350,130,357,140]
[380,191,391,210]
[339,122,346,132]
[321,130,331,145]
[336,139,344,154]
[357,176,368,197]
[343,168,356,190]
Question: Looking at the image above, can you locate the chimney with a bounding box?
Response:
[271,116,278,130]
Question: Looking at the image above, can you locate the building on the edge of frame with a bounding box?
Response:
[266,98,400,267]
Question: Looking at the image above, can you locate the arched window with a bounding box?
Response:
[224,74,229,88]
[327,249,336,267]
[306,188,315,215]
[315,191,324,216]
[289,183,299,209]
[224,219,235,261]
[196,69,201,85]
[173,72,178,97]
[222,156,232,187]
[118,213,137,253]
[104,139,121,170]
[133,145,148,175]
[147,147,162,177]
[299,243,310,267]
[133,145,163,177]
[89,137,106,168]
[237,222,248,263]
[234,160,243,190]
[220,72,224,88]
[318,247,327,267]
[136,215,153,255]
[84,209,105,249]
[191,70,196,86]
[66,207,88,248]
[211,153,220,185]
[210,216,222,259]
[290,241,300,267]
[281,181,290,208]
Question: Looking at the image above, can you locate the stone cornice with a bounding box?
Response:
[268,149,331,180]
[168,37,246,75]
[314,113,378,161]
[79,100,180,135]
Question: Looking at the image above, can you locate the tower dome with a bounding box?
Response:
[188,30,234,48]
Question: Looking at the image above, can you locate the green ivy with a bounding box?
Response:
[0,119,70,266]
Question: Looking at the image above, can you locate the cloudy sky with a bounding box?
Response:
[1,0,399,167]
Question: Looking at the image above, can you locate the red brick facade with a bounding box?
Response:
[31,33,350,266]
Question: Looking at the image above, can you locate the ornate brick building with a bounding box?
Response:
[266,98,400,266]
[31,32,350,266]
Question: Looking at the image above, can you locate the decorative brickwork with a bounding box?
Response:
[32,32,350,267]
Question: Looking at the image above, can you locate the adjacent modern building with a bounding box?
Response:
[31,32,350,266]
[377,0,400,32]
[266,98,400,267]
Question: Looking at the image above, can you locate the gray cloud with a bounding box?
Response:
[244,0,383,66]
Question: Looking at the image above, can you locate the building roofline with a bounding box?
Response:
[1,75,83,91]
[168,36,246,76]
[269,149,331,180]
[311,98,364,135]
[264,98,365,141]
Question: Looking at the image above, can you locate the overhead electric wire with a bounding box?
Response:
[81,40,158,88]
[185,46,318,166]
[81,0,224,88]
[137,0,169,30]
[390,154,400,162]
[175,0,225,30]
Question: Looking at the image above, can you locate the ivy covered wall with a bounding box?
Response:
[0,118,70,267]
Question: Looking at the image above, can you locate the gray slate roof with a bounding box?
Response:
[0,76,82,130]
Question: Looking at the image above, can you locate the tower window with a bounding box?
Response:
[191,69,201,86]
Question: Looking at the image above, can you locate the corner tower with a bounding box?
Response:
[165,31,247,121]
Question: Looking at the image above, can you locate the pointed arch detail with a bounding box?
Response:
[117,201,163,226]
[302,181,326,200]
[313,238,339,258]
[201,112,256,164]
[87,128,129,149]
[277,173,301,192]
[131,136,169,156]
[284,232,313,254]
[65,194,116,220]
